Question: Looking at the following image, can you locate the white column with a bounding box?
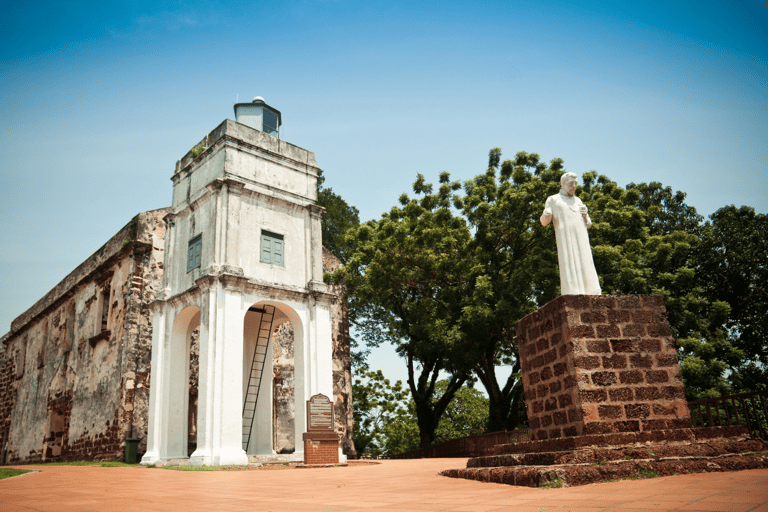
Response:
[140,308,168,465]
[190,289,216,466]
[212,287,249,465]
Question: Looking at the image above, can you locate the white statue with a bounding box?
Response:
[541,172,602,295]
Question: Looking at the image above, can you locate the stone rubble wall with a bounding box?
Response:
[517,295,691,441]
[322,247,356,459]
[0,209,167,463]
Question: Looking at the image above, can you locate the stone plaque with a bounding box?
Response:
[306,394,333,432]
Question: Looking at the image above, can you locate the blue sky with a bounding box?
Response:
[1,0,766,387]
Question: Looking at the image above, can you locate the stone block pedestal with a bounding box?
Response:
[516,295,691,440]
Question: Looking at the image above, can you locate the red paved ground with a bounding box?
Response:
[1,459,767,512]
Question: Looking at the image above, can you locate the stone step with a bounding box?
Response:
[468,439,767,468]
[492,426,749,455]
[440,452,768,488]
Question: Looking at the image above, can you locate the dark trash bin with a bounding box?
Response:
[125,438,141,464]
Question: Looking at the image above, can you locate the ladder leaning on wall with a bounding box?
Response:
[241,304,276,452]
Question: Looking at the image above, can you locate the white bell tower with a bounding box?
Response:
[142,99,335,466]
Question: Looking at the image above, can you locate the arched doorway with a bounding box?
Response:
[166,305,199,458]
[242,302,301,456]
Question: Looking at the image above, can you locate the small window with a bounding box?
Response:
[187,234,202,272]
[260,230,284,266]
[263,108,279,137]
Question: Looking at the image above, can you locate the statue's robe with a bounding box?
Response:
[541,192,602,295]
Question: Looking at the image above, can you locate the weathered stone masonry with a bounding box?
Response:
[0,209,167,463]
[517,294,691,441]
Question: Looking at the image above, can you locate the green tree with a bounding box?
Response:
[379,381,490,455]
[330,174,473,448]
[579,173,738,399]
[316,169,360,263]
[696,205,768,391]
[352,369,409,457]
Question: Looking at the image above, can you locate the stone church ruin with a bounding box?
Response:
[0,98,355,466]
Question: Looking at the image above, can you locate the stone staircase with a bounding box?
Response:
[439,426,768,488]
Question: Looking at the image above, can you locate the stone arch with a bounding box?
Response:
[242,301,303,456]
[165,305,200,458]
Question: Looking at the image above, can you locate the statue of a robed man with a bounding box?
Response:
[541,172,602,295]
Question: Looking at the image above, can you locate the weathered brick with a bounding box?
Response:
[630,354,653,368]
[574,356,600,370]
[598,405,623,419]
[655,354,679,367]
[532,401,544,414]
[597,325,621,337]
[661,386,685,399]
[634,387,661,400]
[563,374,577,389]
[543,348,558,365]
[553,362,567,375]
[618,295,643,309]
[553,411,568,425]
[633,310,657,324]
[647,323,672,337]
[638,339,661,352]
[591,371,618,387]
[528,371,540,385]
[536,337,549,353]
[619,370,644,384]
[544,397,558,411]
[563,426,578,437]
[624,403,651,418]
[549,381,562,394]
[586,340,610,353]
[609,387,635,402]
[645,370,669,383]
[550,332,562,345]
[610,338,635,352]
[581,312,606,323]
[607,310,632,323]
[557,393,573,408]
[602,354,628,369]
[580,389,607,403]
[569,325,595,338]
[528,417,541,429]
[537,384,548,399]
[540,366,553,381]
[641,419,668,431]
[541,415,553,427]
[621,324,646,337]
[652,403,678,416]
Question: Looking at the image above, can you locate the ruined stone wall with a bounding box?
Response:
[322,247,356,458]
[517,295,691,442]
[0,209,167,463]
[272,322,295,454]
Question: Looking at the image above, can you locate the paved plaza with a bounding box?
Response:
[1,459,767,511]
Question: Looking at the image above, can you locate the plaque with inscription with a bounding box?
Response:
[306,394,333,432]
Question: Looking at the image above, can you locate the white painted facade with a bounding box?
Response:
[141,117,337,466]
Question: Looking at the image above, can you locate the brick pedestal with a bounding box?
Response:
[516,295,691,441]
[302,432,340,465]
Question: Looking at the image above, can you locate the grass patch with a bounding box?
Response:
[593,458,609,466]
[30,461,142,468]
[0,468,33,480]
[627,466,662,480]
[541,478,566,489]
[158,464,264,471]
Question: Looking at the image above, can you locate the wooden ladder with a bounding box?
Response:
[241,305,275,452]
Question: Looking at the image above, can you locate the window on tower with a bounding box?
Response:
[260,230,284,266]
[187,234,202,272]
[262,108,279,137]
